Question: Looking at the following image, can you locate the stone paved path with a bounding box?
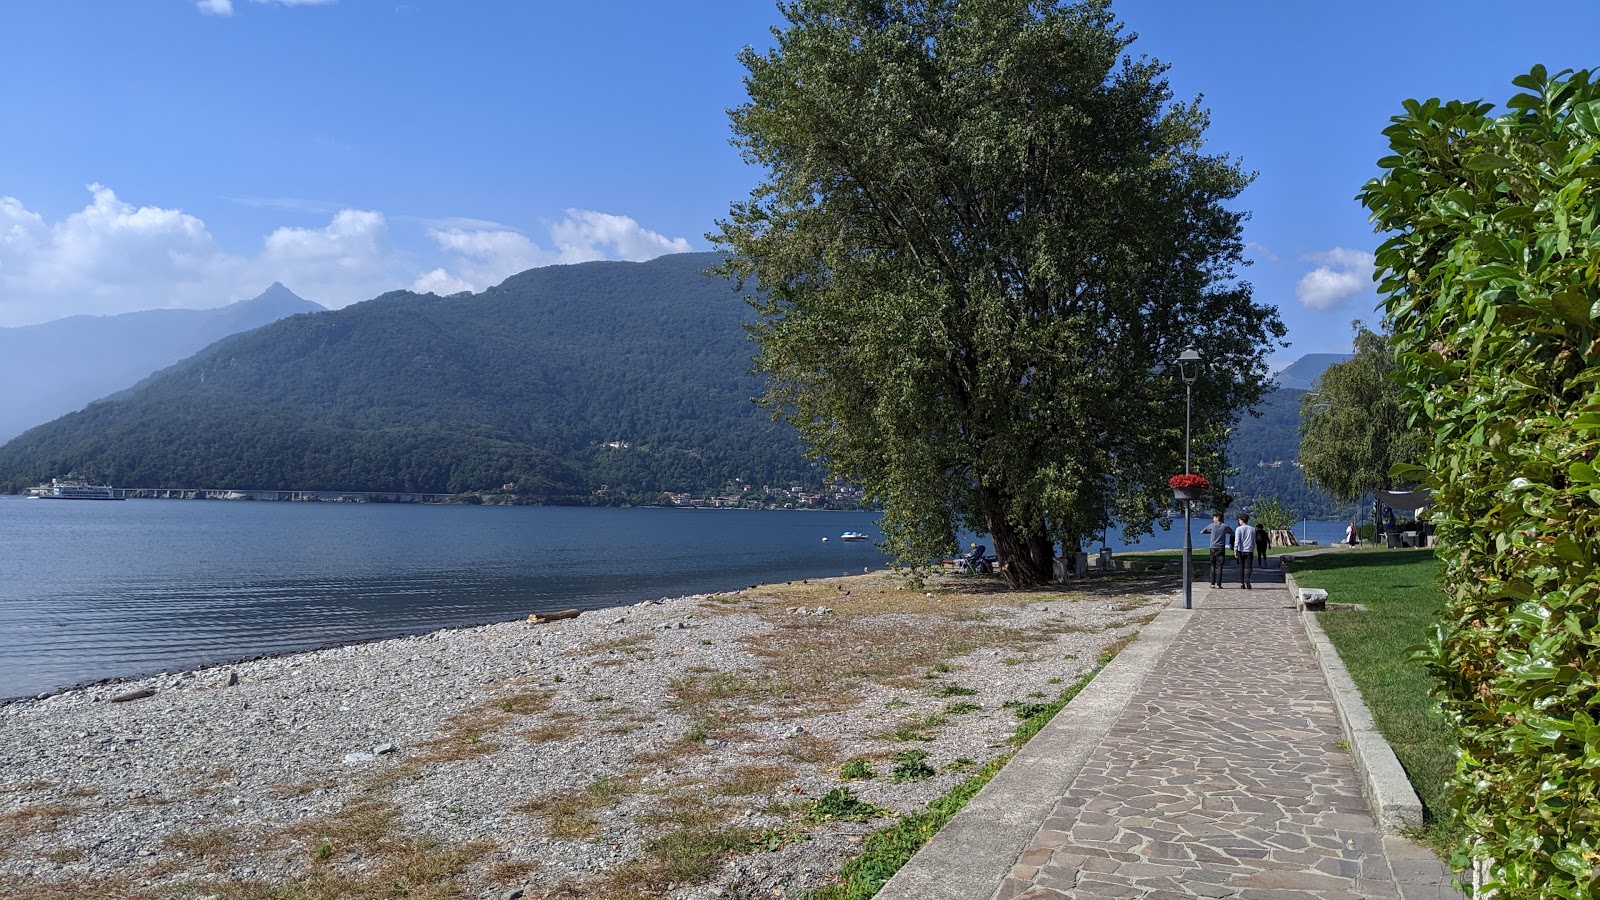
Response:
[992,561,1465,900]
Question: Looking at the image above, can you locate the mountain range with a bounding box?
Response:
[0,284,324,443]
[0,253,810,500]
[0,253,1349,515]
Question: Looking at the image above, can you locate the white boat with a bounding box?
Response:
[840,531,870,542]
[38,479,123,501]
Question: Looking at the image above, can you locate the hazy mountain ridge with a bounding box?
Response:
[1272,353,1353,392]
[0,285,325,442]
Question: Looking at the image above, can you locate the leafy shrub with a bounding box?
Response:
[806,788,887,823]
[888,750,935,783]
[1360,65,1600,894]
[839,759,875,781]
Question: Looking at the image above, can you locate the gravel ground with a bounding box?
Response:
[0,571,1171,899]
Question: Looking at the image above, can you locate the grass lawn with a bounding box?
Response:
[1288,548,1459,848]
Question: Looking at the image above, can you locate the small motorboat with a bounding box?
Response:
[840,531,870,542]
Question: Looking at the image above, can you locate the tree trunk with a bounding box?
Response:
[984,505,1056,589]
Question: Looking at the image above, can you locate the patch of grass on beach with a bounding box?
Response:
[600,792,792,899]
[160,826,245,869]
[716,763,795,797]
[0,803,82,852]
[188,838,491,900]
[1288,548,1458,849]
[778,733,838,766]
[518,775,637,840]
[0,876,151,900]
[521,709,585,744]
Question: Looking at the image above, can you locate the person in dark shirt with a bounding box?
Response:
[1200,513,1233,589]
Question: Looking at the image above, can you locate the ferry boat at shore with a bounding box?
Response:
[35,479,123,501]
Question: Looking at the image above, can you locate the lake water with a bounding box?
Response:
[0,497,1353,700]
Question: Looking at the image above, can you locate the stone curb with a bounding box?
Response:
[873,600,1191,900]
[1287,568,1425,833]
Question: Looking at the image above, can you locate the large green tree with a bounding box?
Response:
[715,0,1284,586]
[1360,66,1600,893]
[1297,321,1428,502]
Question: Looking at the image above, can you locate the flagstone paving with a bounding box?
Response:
[991,563,1465,900]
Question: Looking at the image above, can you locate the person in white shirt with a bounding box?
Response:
[1233,514,1257,589]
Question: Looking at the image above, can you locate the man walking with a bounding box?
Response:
[1256,523,1270,566]
[1234,514,1257,589]
[1200,513,1233,589]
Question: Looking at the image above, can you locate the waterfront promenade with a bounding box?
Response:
[879,556,1466,899]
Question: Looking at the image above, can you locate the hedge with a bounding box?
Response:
[1359,66,1600,895]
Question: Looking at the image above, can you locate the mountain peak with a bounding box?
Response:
[1273,353,1353,392]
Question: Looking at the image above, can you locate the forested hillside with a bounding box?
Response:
[1226,387,1353,520]
[0,284,324,442]
[0,253,813,501]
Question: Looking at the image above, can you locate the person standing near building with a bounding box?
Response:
[1256,523,1270,566]
[1200,513,1233,589]
[1234,514,1257,589]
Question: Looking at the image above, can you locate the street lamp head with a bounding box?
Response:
[1177,347,1202,384]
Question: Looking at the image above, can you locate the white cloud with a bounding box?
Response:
[0,187,404,326]
[549,210,694,263]
[0,187,698,326]
[1295,247,1375,311]
[197,0,334,14]
[410,210,695,295]
[1244,241,1279,264]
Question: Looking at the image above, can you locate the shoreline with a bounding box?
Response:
[0,570,1172,898]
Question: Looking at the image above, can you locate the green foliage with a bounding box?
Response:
[838,758,876,781]
[807,756,1008,900]
[0,254,819,499]
[887,749,935,782]
[1247,496,1298,535]
[805,788,888,823]
[1297,322,1429,502]
[715,0,1284,586]
[1358,65,1600,894]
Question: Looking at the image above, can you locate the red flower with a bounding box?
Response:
[1168,474,1209,490]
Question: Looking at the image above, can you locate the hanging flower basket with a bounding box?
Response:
[1168,473,1209,501]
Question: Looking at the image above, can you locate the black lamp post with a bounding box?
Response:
[1177,348,1201,610]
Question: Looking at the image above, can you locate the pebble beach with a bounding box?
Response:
[0,572,1170,899]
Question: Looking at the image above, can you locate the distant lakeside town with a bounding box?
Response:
[22,478,870,510]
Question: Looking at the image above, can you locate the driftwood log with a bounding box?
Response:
[109,688,157,703]
[526,609,581,625]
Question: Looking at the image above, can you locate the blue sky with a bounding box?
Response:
[2,1,1595,367]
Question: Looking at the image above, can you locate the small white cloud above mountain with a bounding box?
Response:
[1295,247,1375,311]
[549,210,694,263]
[410,210,695,296]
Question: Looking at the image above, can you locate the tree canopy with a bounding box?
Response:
[715,0,1284,586]
[1296,321,1428,503]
